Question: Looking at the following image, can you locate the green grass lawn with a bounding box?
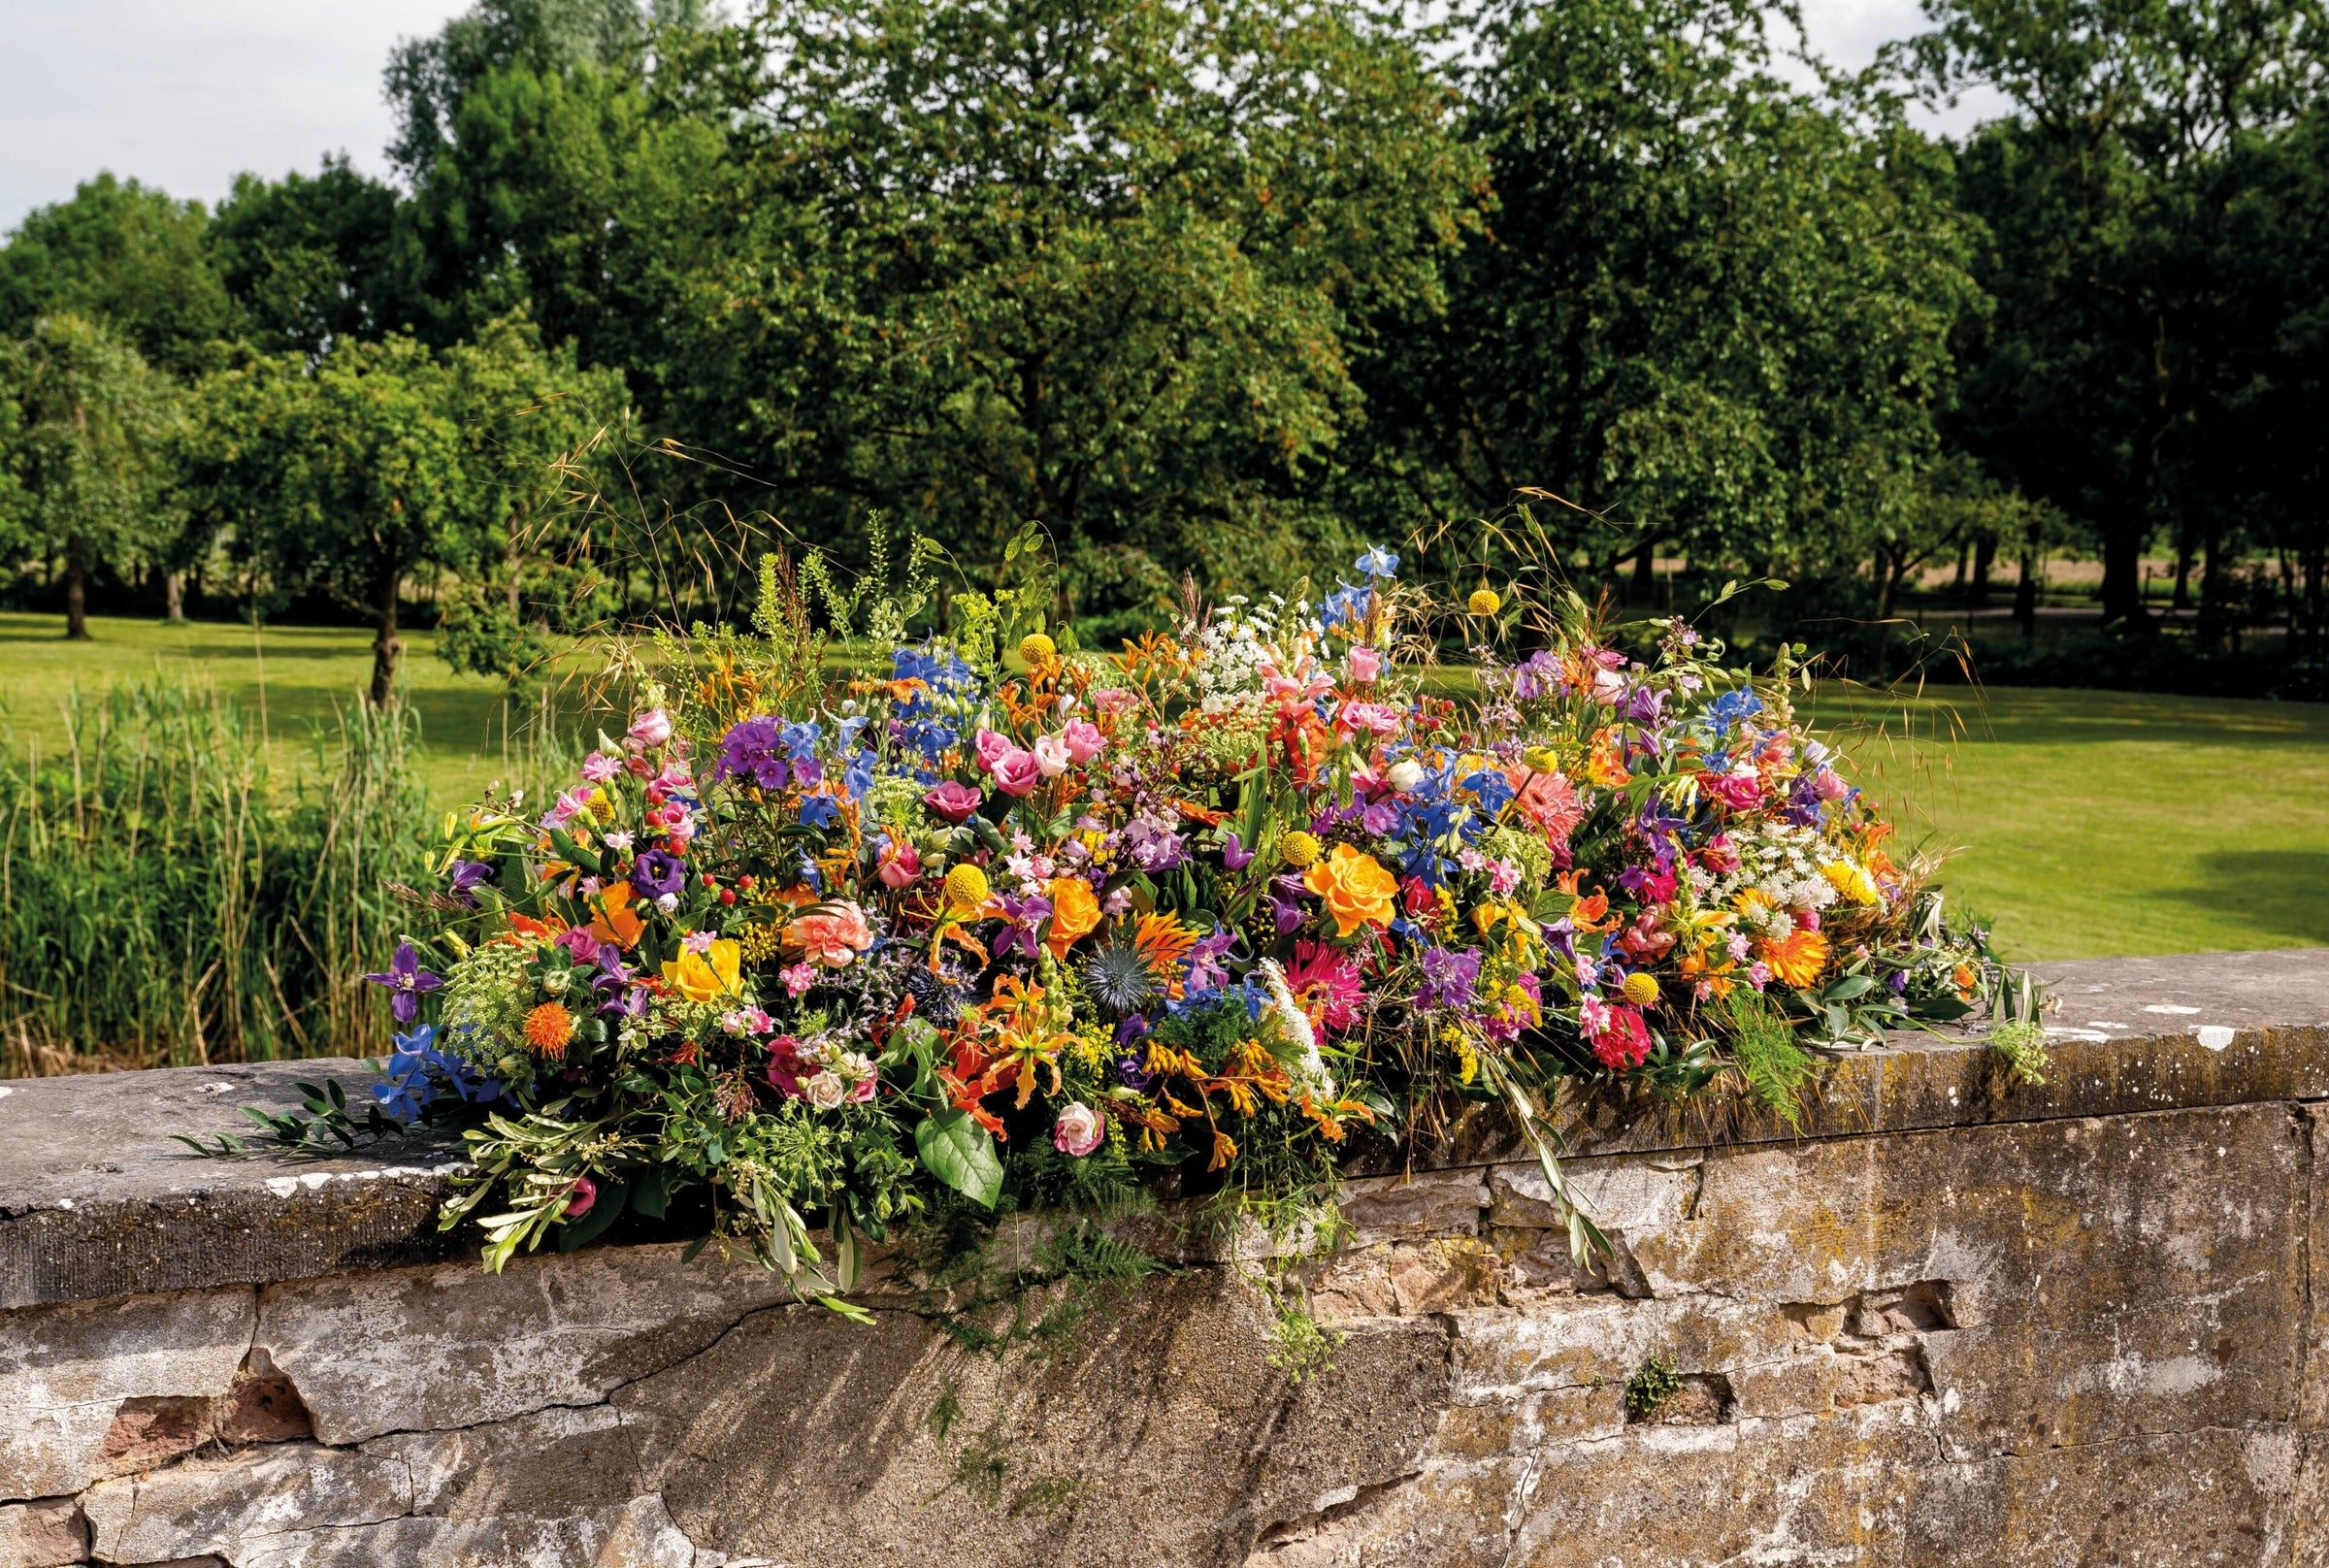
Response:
[0,611,542,803]
[3,612,2323,962]
[1799,684,2329,961]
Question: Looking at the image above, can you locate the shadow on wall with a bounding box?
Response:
[2159,852,2329,947]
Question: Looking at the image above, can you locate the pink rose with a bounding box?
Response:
[791,901,874,968]
[1347,645,1381,683]
[1062,720,1105,763]
[628,709,672,746]
[876,838,922,889]
[921,781,983,823]
[1052,1102,1105,1158]
[1033,735,1071,777]
[1699,771,1762,811]
[973,728,1014,772]
[992,748,1043,797]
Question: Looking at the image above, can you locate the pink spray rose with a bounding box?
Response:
[1052,1103,1105,1157]
[1062,719,1106,763]
[992,749,1043,797]
[973,728,1014,772]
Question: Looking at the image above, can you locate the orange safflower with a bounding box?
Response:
[522,1001,574,1055]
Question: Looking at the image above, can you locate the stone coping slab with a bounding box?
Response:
[1,948,2321,1310]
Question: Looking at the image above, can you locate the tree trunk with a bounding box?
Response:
[2196,528,2229,653]
[64,535,88,640]
[1971,534,1996,608]
[164,572,184,623]
[1952,541,1969,591]
[370,560,403,707]
[2014,539,2039,641]
[2173,540,2192,610]
[1629,539,1657,605]
[2100,523,2146,627]
[2304,539,2324,659]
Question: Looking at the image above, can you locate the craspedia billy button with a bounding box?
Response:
[1467,588,1502,616]
[1620,971,1660,1006]
[1018,633,1057,669]
[943,862,992,913]
[1278,831,1322,869]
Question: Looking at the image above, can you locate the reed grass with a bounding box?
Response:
[0,681,439,1074]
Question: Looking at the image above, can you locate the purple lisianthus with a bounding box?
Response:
[630,848,686,899]
[715,716,791,790]
[363,941,443,1024]
[922,781,983,823]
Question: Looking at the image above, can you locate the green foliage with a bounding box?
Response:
[0,174,237,376]
[1624,1354,1685,1420]
[1722,991,1820,1130]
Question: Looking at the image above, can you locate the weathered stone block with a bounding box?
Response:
[1336,1168,1489,1248]
[255,1243,800,1443]
[0,1499,86,1568]
[81,1444,410,1563]
[0,1288,253,1500]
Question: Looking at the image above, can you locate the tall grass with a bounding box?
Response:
[0,682,437,1074]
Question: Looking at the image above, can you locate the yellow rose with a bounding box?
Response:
[1045,876,1101,957]
[1302,843,1399,937]
[661,938,743,1004]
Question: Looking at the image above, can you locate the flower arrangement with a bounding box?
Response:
[317,547,2017,1297]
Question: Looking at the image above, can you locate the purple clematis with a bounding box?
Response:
[363,941,443,1024]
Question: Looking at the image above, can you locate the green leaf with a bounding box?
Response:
[557,1181,628,1252]
[1824,974,1876,1000]
[914,1108,1002,1209]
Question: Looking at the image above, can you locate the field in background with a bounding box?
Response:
[4,613,2324,964]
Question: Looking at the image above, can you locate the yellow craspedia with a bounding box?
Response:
[1620,971,1661,1006]
[1018,633,1057,669]
[1278,831,1322,869]
[1467,588,1502,616]
[943,862,992,912]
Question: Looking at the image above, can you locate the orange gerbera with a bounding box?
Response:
[522,1001,574,1055]
[1302,843,1398,937]
[1760,928,1830,989]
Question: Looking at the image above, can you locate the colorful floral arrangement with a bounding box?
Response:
[304,549,2017,1299]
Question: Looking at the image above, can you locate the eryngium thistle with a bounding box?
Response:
[1084,941,1157,1016]
[904,964,971,1027]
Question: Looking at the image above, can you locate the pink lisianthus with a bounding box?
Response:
[921,781,983,823]
[1062,719,1106,763]
[1347,645,1381,683]
[556,927,603,965]
[1699,771,1763,811]
[792,901,874,968]
[1052,1102,1105,1157]
[992,749,1043,797]
[973,728,1015,772]
[876,837,923,889]
[1033,735,1071,777]
[628,709,672,746]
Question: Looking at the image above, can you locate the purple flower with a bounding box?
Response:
[715,716,791,790]
[630,848,686,899]
[922,781,984,823]
[362,941,443,1024]
[995,893,1053,960]
[1221,831,1254,871]
[1186,929,1237,994]
[1361,800,1400,836]
[444,860,495,906]
[1415,946,1482,1010]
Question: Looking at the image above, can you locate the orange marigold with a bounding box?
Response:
[523,1000,575,1055]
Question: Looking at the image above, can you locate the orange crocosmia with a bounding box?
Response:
[588,883,644,950]
[1302,843,1398,937]
[1044,877,1101,958]
[1759,928,1830,989]
[506,913,562,944]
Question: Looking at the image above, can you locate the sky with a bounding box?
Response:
[0,0,2004,233]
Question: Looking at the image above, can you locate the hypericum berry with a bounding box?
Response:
[719,889,737,905]
[738,875,757,891]
[700,873,717,888]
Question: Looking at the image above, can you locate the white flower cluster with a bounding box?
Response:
[1185,594,1317,712]
[1710,822,1841,930]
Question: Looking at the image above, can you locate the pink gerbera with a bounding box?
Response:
[1286,939,1364,1033]
[1512,768,1586,851]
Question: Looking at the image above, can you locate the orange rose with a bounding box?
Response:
[1045,877,1101,958]
[1302,843,1398,937]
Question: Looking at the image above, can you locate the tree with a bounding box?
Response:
[654,0,1485,631]
[0,176,237,376]
[206,157,413,358]
[1353,0,1980,598]
[1909,0,2329,626]
[185,321,622,702]
[0,314,178,638]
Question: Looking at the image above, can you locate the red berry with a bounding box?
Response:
[700,873,716,888]
[738,875,756,891]
[719,889,737,905]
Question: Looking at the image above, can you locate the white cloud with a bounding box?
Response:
[0,0,466,228]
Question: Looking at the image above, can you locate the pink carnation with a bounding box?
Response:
[791,901,874,968]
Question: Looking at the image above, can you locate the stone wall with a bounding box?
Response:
[3,949,2327,1568]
